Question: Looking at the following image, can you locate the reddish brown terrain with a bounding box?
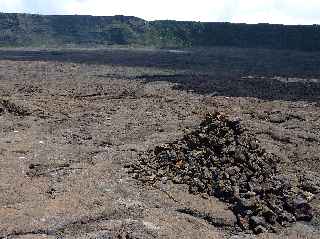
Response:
[0,47,319,238]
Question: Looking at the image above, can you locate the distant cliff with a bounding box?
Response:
[0,13,319,51]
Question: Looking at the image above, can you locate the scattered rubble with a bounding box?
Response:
[0,99,30,116]
[27,162,73,177]
[128,112,314,233]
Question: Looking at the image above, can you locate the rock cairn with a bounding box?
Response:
[128,112,313,233]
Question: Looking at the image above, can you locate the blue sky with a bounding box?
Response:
[0,0,319,25]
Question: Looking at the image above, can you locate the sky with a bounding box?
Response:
[0,0,319,25]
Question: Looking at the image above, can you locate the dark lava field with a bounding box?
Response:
[0,47,319,238]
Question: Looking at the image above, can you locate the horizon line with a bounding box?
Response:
[1,11,319,26]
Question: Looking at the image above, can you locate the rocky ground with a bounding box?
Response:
[0,47,319,238]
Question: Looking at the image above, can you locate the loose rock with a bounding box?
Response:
[128,112,314,233]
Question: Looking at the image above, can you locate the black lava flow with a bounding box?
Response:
[127,112,314,234]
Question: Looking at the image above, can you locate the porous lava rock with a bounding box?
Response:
[128,112,314,233]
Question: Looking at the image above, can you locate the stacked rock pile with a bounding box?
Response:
[128,112,313,233]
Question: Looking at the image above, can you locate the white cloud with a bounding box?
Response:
[0,0,24,12]
[0,0,320,25]
[63,0,222,21]
[229,0,320,24]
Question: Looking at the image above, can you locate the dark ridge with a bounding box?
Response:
[0,12,319,51]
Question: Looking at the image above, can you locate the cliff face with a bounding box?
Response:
[148,21,320,51]
[0,13,147,46]
[0,13,319,51]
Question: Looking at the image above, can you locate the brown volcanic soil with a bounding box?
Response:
[0,47,319,238]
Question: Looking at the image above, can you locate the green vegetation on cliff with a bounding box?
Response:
[0,13,319,51]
